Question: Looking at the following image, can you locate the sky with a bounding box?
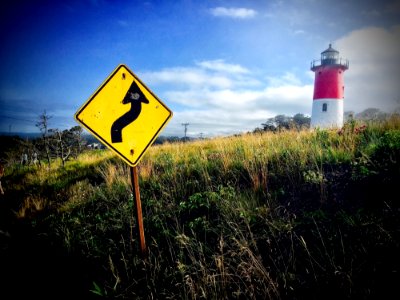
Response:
[1,0,399,138]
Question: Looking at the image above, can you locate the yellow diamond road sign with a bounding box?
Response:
[75,64,173,166]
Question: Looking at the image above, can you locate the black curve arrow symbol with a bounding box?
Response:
[111,80,149,143]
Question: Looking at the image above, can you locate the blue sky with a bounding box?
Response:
[1,0,399,137]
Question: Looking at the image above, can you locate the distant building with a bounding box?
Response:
[310,44,349,128]
[87,143,102,149]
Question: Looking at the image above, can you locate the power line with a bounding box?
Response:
[181,123,189,139]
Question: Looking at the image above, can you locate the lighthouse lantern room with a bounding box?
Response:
[310,44,349,128]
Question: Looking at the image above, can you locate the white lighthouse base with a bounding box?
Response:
[311,98,343,129]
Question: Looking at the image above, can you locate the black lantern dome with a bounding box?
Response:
[311,44,349,71]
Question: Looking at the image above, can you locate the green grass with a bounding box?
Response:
[1,116,400,299]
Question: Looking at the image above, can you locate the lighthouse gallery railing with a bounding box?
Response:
[310,58,349,70]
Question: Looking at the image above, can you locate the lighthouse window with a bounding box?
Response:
[322,103,328,112]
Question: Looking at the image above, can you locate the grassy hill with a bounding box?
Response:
[1,116,399,299]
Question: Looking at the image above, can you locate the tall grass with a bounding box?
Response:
[3,116,400,299]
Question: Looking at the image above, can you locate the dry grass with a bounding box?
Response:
[97,160,130,188]
[15,195,48,218]
[3,115,400,299]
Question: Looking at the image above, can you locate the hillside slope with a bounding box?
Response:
[1,118,399,299]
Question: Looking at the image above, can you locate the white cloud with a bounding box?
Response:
[140,67,233,89]
[267,72,302,86]
[140,59,261,90]
[209,7,257,19]
[335,25,400,113]
[263,85,312,106]
[141,61,313,137]
[161,83,312,137]
[165,88,262,110]
[196,59,249,74]
[165,108,272,137]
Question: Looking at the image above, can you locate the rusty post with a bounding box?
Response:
[130,166,147,257]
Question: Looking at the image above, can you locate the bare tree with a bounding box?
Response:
[70,125,85,157]
[36,111,52,167]
[50,129,72,167]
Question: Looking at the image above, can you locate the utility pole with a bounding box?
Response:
[199,132,204,139]
[182,123,189,140]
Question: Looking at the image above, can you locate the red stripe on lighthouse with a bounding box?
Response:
[313,66,345,100]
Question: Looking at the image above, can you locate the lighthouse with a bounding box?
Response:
[310,44,349,128]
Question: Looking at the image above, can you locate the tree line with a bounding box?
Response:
[1,111,86,168]
[253,113,311,133]
[1,107,396,168]
[253,107,398,133]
